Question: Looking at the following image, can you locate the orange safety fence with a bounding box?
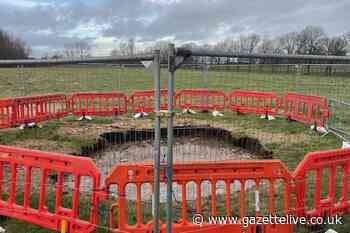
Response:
[0,145,106,233]
[228,90,282,116]
[129,89,169,113]
[0,99,15,129]
[13,94,69,125]
[283,92,330,127]
[70,92,128,117]
[0,145,350,232]
[0,90,333,129]
[175,89,227,112]
[293,148,350,218]
[105,160,294,233]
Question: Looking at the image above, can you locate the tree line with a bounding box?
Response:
[0,29,31,59]
[209,25,349,56]
[109,25,350,63]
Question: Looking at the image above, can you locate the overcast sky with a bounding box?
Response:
[1,0,349,57]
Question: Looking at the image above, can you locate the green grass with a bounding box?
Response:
[0,66,349,232]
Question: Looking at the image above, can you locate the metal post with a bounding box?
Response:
[166,43,176,233]
[153,49,161,233]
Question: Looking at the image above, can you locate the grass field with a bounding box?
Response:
[0,66,349,232]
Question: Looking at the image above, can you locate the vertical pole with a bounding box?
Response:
[153,50,161,233]
[166,43,176,233]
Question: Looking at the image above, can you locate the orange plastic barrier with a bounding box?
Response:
[0,145,105,233]
[105,160,294,233]
[129,89,169,113]
[175,89,226,111]
[70,92,127,117]
[228,90,282,116]
[293,148,350,218]
[13,94,69,125]
[283,92,330,127]
[0,99,15,129]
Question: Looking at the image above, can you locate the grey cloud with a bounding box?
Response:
[0,0,349,57]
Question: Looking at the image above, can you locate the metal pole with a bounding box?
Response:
[166,43,176,233]
[153,49,161,233]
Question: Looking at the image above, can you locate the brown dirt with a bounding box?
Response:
[12,139,74,154]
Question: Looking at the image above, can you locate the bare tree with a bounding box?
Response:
[296,25,326,55]
[153,40,170,63]
[320,36,348,56]
[0,29,31,59]
[110,38,135,57]
[76,41,91,58]
[127,38,135,56]
[239,33,260,54]
[257,37,276,54]
[64,41,91,59]
[278,32,298,54]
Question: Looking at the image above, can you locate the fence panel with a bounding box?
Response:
[13,94,69,125]
[0,99,15,129]
[228,90,282,116]
[175,89,227,112]
[70,92,128,117]
[105,160,294,233]
[0,145,105,233]
[327,99,350,141]
[283,92,330,127]
[293,148,350,217]
[129,90,168,113]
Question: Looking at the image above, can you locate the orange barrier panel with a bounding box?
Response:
[129,90,168,113]
[70,92,127,117]
[0,145,106,233]
[293,148,350,218]
[283,92,330,127]
[0,99,15,129]
[175,89,226,111]
[105,160,294,233]
[13,94,69,125]
[228,90,282,116]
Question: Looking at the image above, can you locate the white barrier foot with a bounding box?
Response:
[212,110,224,117]
[19,122,42,130]
[342,141,350,149]
[182,109,196,114]
[78,115,92,121]
[310,125,328,134]
[133,112,148,119]
[260,115,275,120]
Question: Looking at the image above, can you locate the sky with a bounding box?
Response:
[1,0,349,57]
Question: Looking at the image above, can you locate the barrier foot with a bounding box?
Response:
[212,110,224,117]
[133,112,148,119]
[19,123,42,130]
[78,115,92,121]
[310,124,328,135]
[182,109,196,114]
[342,141,350,149]
[260,115,275,121]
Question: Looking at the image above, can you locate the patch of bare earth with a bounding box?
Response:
[12,139,74,154]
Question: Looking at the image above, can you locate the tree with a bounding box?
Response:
[320,36,348,56]
[257,37,276,54]
[239,33,260,54]
[152,40,170,63]
[64,41,91,59]
[0,29,31,59]
[296,26,326,55]
[278,32,298,54]
[110,38,135,57]
[346,32,350,54]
